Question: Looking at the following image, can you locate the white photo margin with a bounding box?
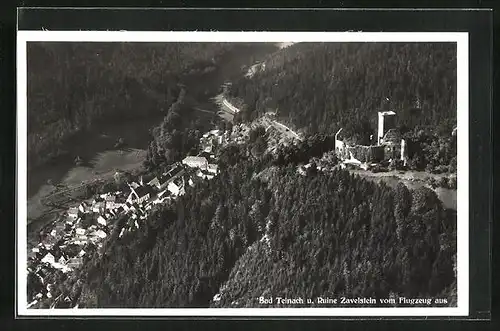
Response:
[16,31,469,317]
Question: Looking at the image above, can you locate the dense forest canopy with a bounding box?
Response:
[144,87,215,170]
[229,42,456,135]
[37,136,456,309]
[228,42,457,172]
[28,42,458,310]
[27,42,236,168]
[212,167,456,307]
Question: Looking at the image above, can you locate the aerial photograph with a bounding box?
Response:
[24,40,458,309]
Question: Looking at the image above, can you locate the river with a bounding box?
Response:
[27,43,280,222]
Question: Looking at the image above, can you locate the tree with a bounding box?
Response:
[250,137,267,158]
[394,182,412,241]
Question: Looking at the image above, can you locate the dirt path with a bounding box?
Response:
[193,106,215,115]
[269,120,302,141]
[216,95,303,142]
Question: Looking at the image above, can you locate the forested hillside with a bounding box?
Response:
[212,167,456,307]
[144,88,204,170]
[42,137,456,308]
[27,42,235,168]
[228,42,457,172]
[29,42,458,309]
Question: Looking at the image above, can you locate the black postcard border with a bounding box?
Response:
[6,6,493,327]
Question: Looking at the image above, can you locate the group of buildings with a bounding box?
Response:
[335,111,409,170]
[27,112,301,308]
[296,111,409,176]
[27,128,230,309]
[199,129,227,155]
[26,192,121,308]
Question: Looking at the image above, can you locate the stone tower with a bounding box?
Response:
[377,111,396,145]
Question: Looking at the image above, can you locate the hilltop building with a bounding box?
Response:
[335,110,408,168]
[377,110,407,165]
[377,111,396,145]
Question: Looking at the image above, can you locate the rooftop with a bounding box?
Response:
[105,195,116,202]
[164,165,183,178]
[128,181,141,189]
[182,156,208,164]
[134,185,155,198]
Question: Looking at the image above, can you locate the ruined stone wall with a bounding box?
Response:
[348,145,385,163]
[336,139,385,163]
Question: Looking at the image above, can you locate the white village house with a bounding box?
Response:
[197,170,214,180]
[167,181,181,196]
[104,195,119,210]
[182,156,208,170]
[97,215,108,226]
[207,164,218,174]
[41,252,55,265]
[89,229,107,239]
[129,181,141,189]
[92,201,106,214]
[96,229,107,238]
[75,228,86,236]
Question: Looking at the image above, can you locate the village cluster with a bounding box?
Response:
[26,128,233,308]
[26,106,327,309]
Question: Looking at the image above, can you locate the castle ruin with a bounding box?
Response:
[335,110,408,169]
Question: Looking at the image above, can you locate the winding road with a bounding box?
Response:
[269,119,302,141]
[219,97,303,142]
